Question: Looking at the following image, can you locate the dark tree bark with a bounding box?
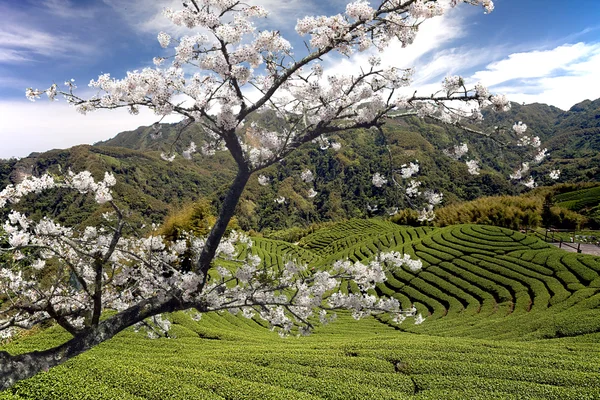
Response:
[0,292,197,391]
[0,148,252,391]
[196,167,251,276]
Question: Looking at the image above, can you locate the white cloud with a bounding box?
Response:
[0,100,182,159]
[0,49,33,64]
[471,42,600,87]
[319,5,478,98]
[468,42,600,109]
[103,0,322,39]
[41,0,96,19]
[0,19,95,64]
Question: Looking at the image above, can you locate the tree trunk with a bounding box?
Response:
[0,293,187,391]
[196,167,250,275]
[1,162,251,391]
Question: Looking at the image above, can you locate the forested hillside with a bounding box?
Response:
[1,99,599,231]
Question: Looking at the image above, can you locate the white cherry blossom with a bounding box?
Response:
[301,169,314,183]
[549,169,561,180]
[466,159,480,175]
[3,0,554,389]
[372,172,388,187]
[257,175,270,186]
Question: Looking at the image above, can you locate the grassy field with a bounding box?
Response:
[555,186,600,213]
[2,220,600,399]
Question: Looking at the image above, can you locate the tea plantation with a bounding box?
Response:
[2,220,600,399]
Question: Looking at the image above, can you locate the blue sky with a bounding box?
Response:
[1,0,599,159]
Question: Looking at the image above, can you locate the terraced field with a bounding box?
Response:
[2,220,600,399]
[555,185,600,212]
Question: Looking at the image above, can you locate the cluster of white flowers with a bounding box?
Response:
[372,172,388,188]
[182,142,197,160]
[409,0,444,18]
[444,142,469,160]
[510,162,530,180]
[0,174,55,208]
[295,14,350,51]
[474,82,489,100]
[161,152,177,162]
[1,171,116,208]
[442,75,463,94]
[549,169,561,180]
[533,148,548,164]
[307,188,318,198]
[300,169,314,183]
[406,180,422,197]
[418,204,436,222]
[451,0,494,14]
[400,161,419,179]
[257,175,270,186]
[377,251,423,272]
[345,0,374,21]
[424,190,443,206]
[414,313,425,325]
[489,94,511,112]
[522,177,537,189]
[512,121,527,135]
[242,126,292,167]
[466,159,480,176]
[157,32,171,48]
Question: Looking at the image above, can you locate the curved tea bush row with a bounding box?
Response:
[252,237,321,266]
[4,220,600,398]
[281,220,600,336]
[299,219,434,259]
[3,311,600,399]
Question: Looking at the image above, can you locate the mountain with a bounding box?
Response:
[1,98,599,231]
[0,143,235,227]
[482,99,600,182]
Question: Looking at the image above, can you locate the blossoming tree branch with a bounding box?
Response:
[0,0,550,389]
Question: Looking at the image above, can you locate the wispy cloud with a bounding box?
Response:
[319,5,476,97]
[0,25,93,64]
[102,0,315,38]
[467,42,600,109]
[0,99,182,159]
[0,4,97,65]
[470,43,600,87]
[41,0,97,19]
[0,49,33,64]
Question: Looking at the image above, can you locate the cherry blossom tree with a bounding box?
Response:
[0,0,532,389]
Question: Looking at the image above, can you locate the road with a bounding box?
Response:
[550,242,600,256]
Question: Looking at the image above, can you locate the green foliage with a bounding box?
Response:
[3,220,600,398]
[159,199,240,241]
[4,97,600,233]
[434,195,542,229]
[0,144,234,228]
[433,192,590,230]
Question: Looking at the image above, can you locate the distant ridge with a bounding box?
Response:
[1,98,599,230]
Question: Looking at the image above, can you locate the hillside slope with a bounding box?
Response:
[2,98,599,230]
[293,220,600,340]
[2,220,600,399]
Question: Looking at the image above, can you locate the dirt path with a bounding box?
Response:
[550,242,600,256]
